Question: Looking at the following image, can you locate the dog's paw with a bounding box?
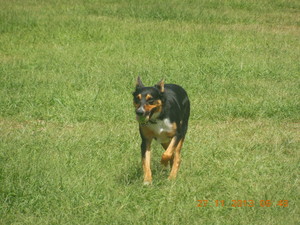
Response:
[168,175,177,180]
[143,180,152,185]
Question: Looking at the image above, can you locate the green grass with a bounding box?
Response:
[0,0,299,224]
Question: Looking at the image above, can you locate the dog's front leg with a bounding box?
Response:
[141,137,152,185]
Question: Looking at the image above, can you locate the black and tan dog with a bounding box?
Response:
[133,77,190,185]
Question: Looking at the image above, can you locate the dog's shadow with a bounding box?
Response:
[117,163,142,185]
[117,160,170,186]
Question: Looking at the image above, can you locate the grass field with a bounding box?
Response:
[0,0,299,224]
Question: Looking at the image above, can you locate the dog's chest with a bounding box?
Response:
[146,118,174,143]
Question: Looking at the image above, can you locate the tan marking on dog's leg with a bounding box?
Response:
[160,141,171,170]
[142,140,152,185]
[161,142,174,168]
[168,138,184,180]
[161,137,177,167]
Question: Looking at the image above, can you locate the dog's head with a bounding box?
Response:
[132,77,164,124]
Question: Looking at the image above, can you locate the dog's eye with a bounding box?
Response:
[148,99,155,105]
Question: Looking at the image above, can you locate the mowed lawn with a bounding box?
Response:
[0,0,299,224]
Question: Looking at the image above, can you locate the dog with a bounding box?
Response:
[132,77,190,185]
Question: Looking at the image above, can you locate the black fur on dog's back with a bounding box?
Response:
[158,84,190,136]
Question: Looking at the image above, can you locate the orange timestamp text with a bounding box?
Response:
[197,200,289,207]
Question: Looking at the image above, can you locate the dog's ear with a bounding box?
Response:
[136,76,144,88]
[155,79,164,93]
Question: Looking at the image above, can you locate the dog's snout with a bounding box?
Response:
[136,107,145,116]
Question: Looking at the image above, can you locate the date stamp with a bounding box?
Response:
[197,200,289,207]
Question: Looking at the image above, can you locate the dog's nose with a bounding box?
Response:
[136,107,145,116]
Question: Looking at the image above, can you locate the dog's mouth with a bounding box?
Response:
[136,115,149,124]
[136,109,158,124]
[136,112,151,124]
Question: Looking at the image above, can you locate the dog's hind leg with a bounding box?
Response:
[161,137,177,167]
[168,138,184,180]
[161,141,174,168]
